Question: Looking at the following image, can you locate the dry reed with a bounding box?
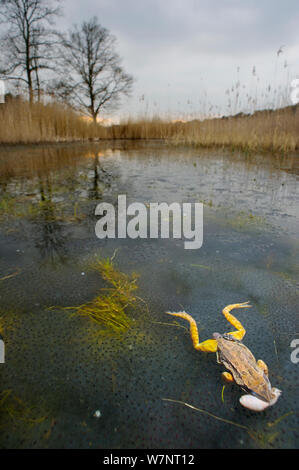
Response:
[0,97,108,144]
[0,97,298,153]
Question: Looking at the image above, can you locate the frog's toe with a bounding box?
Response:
[222,372,234,383]
[257,359,268,376]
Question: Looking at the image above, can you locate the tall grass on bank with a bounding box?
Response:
[111,105,299,153]
[0,98,108,144]
[0,97,298,153]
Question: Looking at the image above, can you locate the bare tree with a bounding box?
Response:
[0,0,62,102]
[54,17,134,122]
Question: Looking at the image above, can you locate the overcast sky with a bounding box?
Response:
[60,0,299,120]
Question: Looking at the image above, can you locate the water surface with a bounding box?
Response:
[0,142,298,449]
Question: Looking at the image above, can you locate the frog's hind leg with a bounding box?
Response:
[166,311,217,352]
[257,359,268,376]
[222,302,251,341]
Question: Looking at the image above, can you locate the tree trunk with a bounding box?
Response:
[28,73,34,103]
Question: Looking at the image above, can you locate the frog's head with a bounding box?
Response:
[240,387,282,412]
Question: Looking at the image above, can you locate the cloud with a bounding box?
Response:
[59,0,299,117]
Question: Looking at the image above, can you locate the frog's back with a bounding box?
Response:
[216,337,272,402]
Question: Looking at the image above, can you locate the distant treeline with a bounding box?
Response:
[0,2,133,123]
[0,1,298,152]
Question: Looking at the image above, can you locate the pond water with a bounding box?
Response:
[0,141,298,449]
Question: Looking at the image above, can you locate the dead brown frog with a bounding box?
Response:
[167,302,281,411]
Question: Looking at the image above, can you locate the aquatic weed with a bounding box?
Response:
[57,258,139,334]
[0,389,46,429]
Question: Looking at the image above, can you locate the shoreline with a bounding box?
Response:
[0,100,298,154]
[0,138,298,156]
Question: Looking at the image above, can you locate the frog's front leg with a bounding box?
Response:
[222,302,251,341]
[257,359,268,376]
[222,372,234,383]
[166,311,218,352]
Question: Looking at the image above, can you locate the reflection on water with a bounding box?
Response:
[0,144,116,264]
[0,142,298,449]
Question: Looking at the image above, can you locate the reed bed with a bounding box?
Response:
[0,97,298,153]
[0,98,108,144]
[111,105,299,153]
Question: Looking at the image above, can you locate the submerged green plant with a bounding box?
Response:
[60,258,139,334]
[0,389,46,429]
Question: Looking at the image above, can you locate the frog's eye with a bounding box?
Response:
[239,394,270,412]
